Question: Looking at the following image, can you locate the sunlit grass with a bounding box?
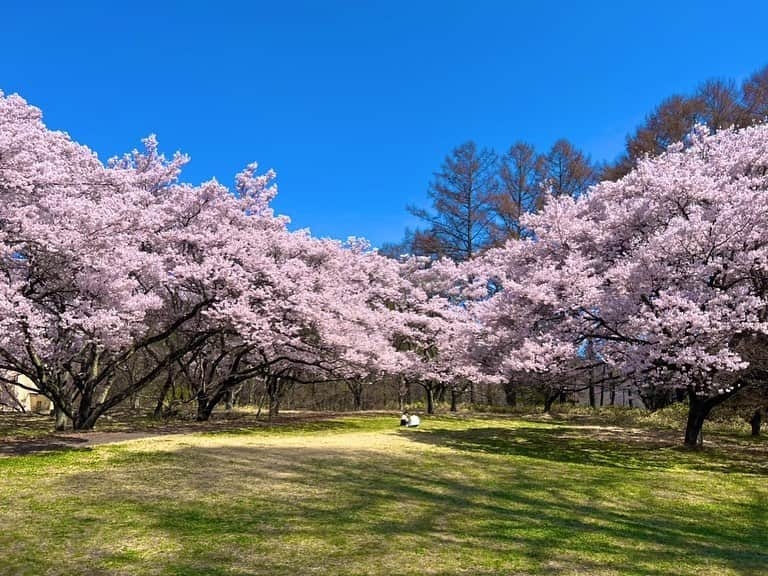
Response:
[0,415,765,575]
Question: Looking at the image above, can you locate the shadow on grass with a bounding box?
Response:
[8,425,765,576]
[404,425,768,475]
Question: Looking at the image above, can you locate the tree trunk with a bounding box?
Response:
[435,384,446,403]
[268,394,280,419]
[450,388,458,412]
[425,386,435,415]
[224,388,235,411]
[588,384,596,408]
[53,405,69,431]
[197,388,230,422]
[398,377,407,411]
[196,389,210,421]
[153,374,173,419]
[197,402,216,422]
[405,380,412,405]
[349,382,363,411]
[267,376,282,420]
[247,381,256,405]
[71,396,106,430]
[683,385,745,448]
[544,391,559,413]
[749,409,761,437]
[684,396,709,448]
[504,379,517,407]
[255,386,267,418]
[73,408,103,431]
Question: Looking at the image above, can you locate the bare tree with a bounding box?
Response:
[492,141,544,241]
[696,78,750,129]
[742,65,768,121]
[542,139,599,199]
[408,141,498,260]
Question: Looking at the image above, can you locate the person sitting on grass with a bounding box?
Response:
[407,413,420,427]
[400,411,409,426]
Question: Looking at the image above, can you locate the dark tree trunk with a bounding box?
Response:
[450,388,458,412]
[197,402,215,422]
[309,382,317,409]
[266,376,282,420]
[268,394,280,419]
[469,382,476,405]
[504,379,517,407]
[255,385,267,418]
[684,396,709,448]
[425,386,435,415]
[153,373,173,419]
[224,388,235,411]
[348,382,364,411]
[197,388,229,422]
[73,408,103,431]
[485,383,496,407]
[683,385,745,448]
[588,384,596,408]
[196,389,210,421]
[544,391,559,413]
[749,409,761,436]
[71,393,108,430]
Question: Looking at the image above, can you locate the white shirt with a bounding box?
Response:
[408,414,420,427]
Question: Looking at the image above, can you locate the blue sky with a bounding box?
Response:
[3,1,768,246]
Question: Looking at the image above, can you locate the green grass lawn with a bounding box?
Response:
[0,414,766,575]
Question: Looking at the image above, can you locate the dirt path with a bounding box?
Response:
[0,431,162,456]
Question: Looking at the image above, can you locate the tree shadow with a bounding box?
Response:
[12,434,766,576]
[405,424,768,475]
[0,412,384,455]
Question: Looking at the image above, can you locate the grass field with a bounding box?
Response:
[0,414,766,575]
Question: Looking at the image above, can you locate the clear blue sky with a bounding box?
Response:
[3,1,768,246]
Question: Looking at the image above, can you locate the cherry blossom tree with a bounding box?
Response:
[474,125,768,446]
[374,256,480,413]
[0,92,437,428]
[0,92,288,429]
